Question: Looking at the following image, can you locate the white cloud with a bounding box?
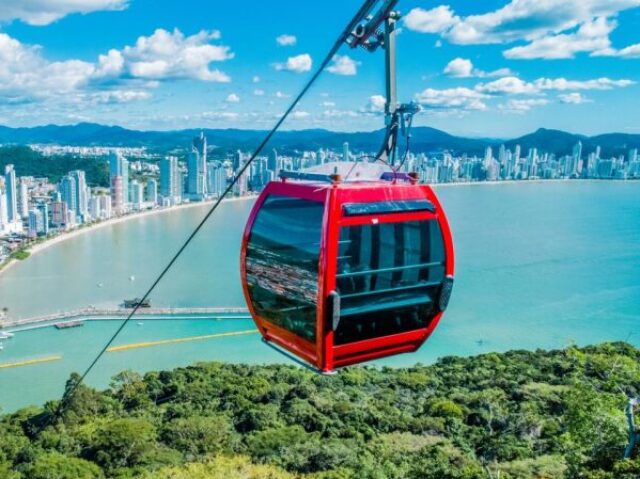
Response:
[0,27,236,115]
[87,89,152,104]
[322,101,336,107]
[404,1,640,59]
[0,33,95,99]
[252,75,260,83]
[327,55,359,76]
[403,6,458,34]
[594,43,640,58]
[533,77,634,90]
[443,58,473,77]
[0,0,128,26]
[367,95,386,113]
[558,92,593,104]
[275,91,290,98]
[95,49,124,77]
[274,53,312,73]
[291,110,310,119]
[498,98,549,112]
[253,89,265,96]
[415,87,488,111]
[476,76,538,95]
[504,17,616,59]
[226,93,240,103]
[122,29,232,82]
[200,111,240,121]
[323,109,358,118]
[476,76,634,95]
[276,34,297,46]
[443,57,513,78]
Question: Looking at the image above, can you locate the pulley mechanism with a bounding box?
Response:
[346,0,420,166]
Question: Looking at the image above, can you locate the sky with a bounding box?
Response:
[0,0,639,137]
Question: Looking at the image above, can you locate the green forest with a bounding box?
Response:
[0,146,109,187]
[2,342,640,478]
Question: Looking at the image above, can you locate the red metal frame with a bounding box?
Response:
[240,179,455,372]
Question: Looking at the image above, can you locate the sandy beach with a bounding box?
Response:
[0,195,256,277]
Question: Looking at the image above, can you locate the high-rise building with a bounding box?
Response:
[28,209,42,238]
[187,132,208,199]
[59,174,77,222]
[207,161,227,197]
[99,195,112,219]
[484,146,493,165]
[268,149,278,173]
[160,156,181,205]
[130,180,144,210]
[50,201,68,227]
[233,150,243,171]
[110,176,124,215]
[109,152,130,205]
[629,148,638,164]
[69,170,88,221]
[17,179,29,219]
[498,145,507,166]
[0,188,8,232]
[146,179,158,205]
[343,142,350,162]
[4,165,18,223]
[38,202,49,235]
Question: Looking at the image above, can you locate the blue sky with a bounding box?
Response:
[0,0,639,137]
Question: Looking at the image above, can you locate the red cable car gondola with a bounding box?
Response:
[240,0,455,372]
[240,164,454,372]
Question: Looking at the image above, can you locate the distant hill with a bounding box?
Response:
[0,122,639,158]
[505,128,640,158]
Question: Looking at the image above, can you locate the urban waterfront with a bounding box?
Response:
[1,180,639,412]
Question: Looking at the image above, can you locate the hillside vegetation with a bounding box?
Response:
[1,343,640,478]
[0,146,109,187]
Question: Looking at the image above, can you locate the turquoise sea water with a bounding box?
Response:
[1,181,639,411]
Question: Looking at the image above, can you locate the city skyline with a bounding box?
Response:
[1,128,639,243]
[0,1,638,137]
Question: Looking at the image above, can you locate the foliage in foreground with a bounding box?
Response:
[2,342,640,478]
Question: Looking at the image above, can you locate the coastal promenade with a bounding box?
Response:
[1,306,250,330]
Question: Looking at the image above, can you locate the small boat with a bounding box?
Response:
[0,331,14,339]
[123,298,151,308]
[97,282,103,288]
[137,322,144,326]
[55,320,84,330]
[129,275,135,281]
[0,343,4,351]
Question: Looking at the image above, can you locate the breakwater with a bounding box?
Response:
[1,307,250,330]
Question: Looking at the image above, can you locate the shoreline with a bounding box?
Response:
[0,178,636,278]
[432,177,639,188]
[0,195,256,277]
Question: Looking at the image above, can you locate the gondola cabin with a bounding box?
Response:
[240,163,454,373]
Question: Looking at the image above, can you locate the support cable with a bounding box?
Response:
[43,0,381,428]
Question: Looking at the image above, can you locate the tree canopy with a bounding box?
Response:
[1,342,640,478]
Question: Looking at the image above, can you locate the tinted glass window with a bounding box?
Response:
[335,220,445,345]
[246,195,324,342]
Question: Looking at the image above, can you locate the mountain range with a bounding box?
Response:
[0,123,639,158]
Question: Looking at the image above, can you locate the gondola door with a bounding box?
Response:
[323,190,453,370]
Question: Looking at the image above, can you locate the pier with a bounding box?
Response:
[0,306,250,330]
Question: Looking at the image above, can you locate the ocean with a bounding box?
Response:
[1,181,639,411]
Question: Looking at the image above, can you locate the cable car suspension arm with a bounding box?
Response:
[346,0,420,168]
